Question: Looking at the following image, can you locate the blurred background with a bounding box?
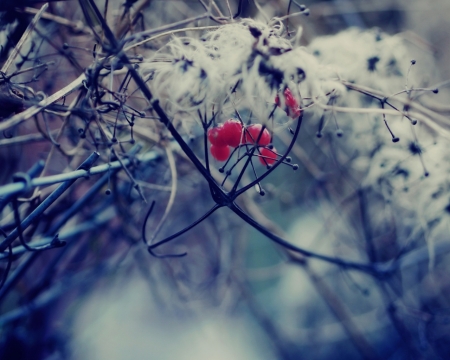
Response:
[1,1,450,359]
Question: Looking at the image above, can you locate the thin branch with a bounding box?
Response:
[1,3,48,74]
[18,7,90,34]
[234,103,304,197]
[124,26,219,51]
[0,150,160,198]
[0,152,100,252]
[0,74,86,132]
[147,146,178,243]
[230,202,386,276]
[124,13,211,44]
[147,204,222,258]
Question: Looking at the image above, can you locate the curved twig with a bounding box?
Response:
[230,202,389,276]
[147,146,178,244]
[147,204,222,258]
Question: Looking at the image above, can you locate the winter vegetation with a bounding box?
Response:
[1,0,450,359]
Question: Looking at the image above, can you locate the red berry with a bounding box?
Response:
[284,88,298,109]
[285,88,301,118]
[207,126,227,147]
[259,147,277,166]
[221,119,243,147]
[275,88,301,119]
[210,144,230,161]
[244,124,271,146]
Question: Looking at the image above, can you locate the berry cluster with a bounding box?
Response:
[208,119,243,161]
[207,120,277,166]
[275,88,301,119]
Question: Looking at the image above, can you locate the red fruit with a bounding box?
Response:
[221,119,243,147]
[275,88,301,119]
[284,88,298,109]
[259,147,277,166]
[207,126,227,147]
[244,124,271,146]
[210,144,230,161]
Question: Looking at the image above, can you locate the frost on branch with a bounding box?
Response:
[304,28,450,267]
[141,19,326,122]
[309,28,415,91]
[141,21,450,260]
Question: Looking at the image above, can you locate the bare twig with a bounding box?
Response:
[0,150,160,198]
[1,3,48,74]
[146,145,178,243]
[18,6,90,34]
[0,74,86,132]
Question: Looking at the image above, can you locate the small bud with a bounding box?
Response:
[392,137,400,143]
[411,59,416,65]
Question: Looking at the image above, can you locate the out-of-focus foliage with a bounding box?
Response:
[1,1,450,360]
